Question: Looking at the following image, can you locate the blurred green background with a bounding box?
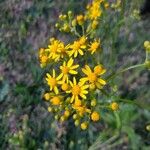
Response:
[0,0,150,149]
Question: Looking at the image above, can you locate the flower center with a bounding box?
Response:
[88,73,97,82]
[41,56,48,63]
[51,43,58,52]
[62,66,69,74]
[51,96,61,105]
[72,85,81,96]
[61,83,69,91]
[49,77,57,87]
[94,66,102,74]
[73,42,80,50]
[91,42,99,50]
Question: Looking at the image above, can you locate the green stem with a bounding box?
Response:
[106,63,146,81]
[118,98,150,111]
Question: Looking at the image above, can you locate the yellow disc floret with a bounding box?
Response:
[81,122,88,130]
[50,96,61,105]
[110,102,119,111]
[91,111,100,121]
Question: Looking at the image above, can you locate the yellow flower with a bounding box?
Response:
[76,15,85,25]
[60,116,66,122]
[39,48,49,67]
[50,96,61,105]
[67,77,89,103]
[44,93,50,101]
[91,111,100,121]
[94,65,106,75]
[79,36,87,45]
[75,119,80,126]
[110,102,119,111]
[58,42,69,58]
[59,58,79,81]
[61,83,70,91]
[144,41,150,52]
[68,37,86,58]
[64,110,70,117]
[74,99,82,106]
[73,104,91,116]
[88,39,101,54]
[46,69,62,94]
[91,99,97,106]
[92,20,99,29]
[81,122,88,130]
[48,106,52,112]
[86,1,102,20]
[46,39,61,61]
[81,65,106,89]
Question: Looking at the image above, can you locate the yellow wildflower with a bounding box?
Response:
[67,77,89,103]
[68,37,86,58]
[91,99,97,106]
[61,83,70,91]
[48,106,52,112]
[81,122,88,130]
[144,41,150,52]
[81,65,106,89]
[46,69,61,94]
[60,116,66,122]
[94,65,106,75]
[88,39,101,54]
[46,39,61,61]
[75,119,80,126]
[44,93,50,101]
[86,0,102,20]
[91,111,100,121]
[74,99,82,107]
[39,48,49,67]
[58,42,69,58]
[92,20,99,29]
[64,110,70,117]
[50,96,61,105]
[76,15,85,25]
[110,102,119,111]
[59,58,79,81]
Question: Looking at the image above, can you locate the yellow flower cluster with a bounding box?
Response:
[55,0,109,34]
[39,0,119,130]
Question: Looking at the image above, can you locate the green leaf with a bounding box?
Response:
[0,81,9,102]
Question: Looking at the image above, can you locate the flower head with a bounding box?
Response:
[89,39,101,54]
[59,58,79,81]
[91,111,100,121]
[67,77,89,103]
[46,69,62,94]
[68,37,86,58]
[81,65,106,89]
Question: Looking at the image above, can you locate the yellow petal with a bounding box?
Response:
[70,65,79,69]
[67,58,73,67]
[80,94,86,99]
[70,95,75,103]
[81,85,89,90]
[78,49,84,55]
[69,70,78,74]
[98,79,106,85]
[80,77,88,83]
[74,51,78,58]
[57,73,63,80]
[54,86,59,94]
[52,69,55,77]
[85,65,92,72]
[73,77,77,85]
